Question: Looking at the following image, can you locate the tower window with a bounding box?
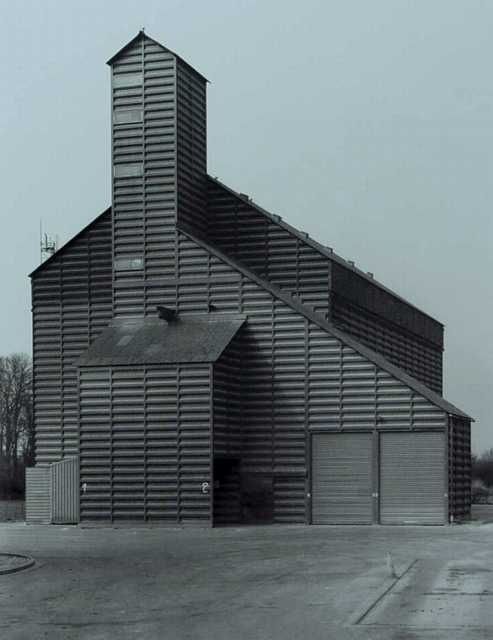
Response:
[112,72,143,88]
[113,109,143,125]
[114,163,143,178]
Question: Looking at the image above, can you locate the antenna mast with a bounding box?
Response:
[40,221,57,263]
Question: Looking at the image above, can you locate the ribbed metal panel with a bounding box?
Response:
[111,34,177,315]
[331,262,443,347]
[51,457,79,523]
[448,416,471,521]
[79,368,111,520]
[206,178,330,315]
[137,236,448,525]
[311,432,373,524]
[111,33,208,318]
[176,59,207,235]
[213,335,242,459]
[32,210,112,464]
[206,178,444,393]
[332,295,443,394]
[379,431,446,524]
[212,332,242,525]
[79,363,212,523]
[25,466,51,524]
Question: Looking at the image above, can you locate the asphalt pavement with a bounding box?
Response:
[1,508,493,639]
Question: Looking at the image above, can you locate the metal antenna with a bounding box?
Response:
[40,228,57,263]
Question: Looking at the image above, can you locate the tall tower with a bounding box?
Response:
[107,31,207,315]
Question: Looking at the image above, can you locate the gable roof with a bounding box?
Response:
[29,207,111,278]
[107,30,209,83]
[77,313,245,367]
[207,176,443,328]
[178,220,472,420]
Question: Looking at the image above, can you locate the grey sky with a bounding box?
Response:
[1,0,491,452]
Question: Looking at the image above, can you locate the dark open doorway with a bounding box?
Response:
[213,457,241,525]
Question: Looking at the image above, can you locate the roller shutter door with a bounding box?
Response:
[311,432,373,524]
[379,432,446,524]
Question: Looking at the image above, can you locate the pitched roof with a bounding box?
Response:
[76,313,245,367]
[106,30,209,83]
[207,176,443,328]
[178,221,472,420]
[29,208,111,278]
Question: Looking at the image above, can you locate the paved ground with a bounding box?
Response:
[1,508,493,639]
[0,501,24,523]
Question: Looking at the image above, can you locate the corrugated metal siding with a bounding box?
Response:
[379,431,446,524]
[213,334,242,459]
[79,364,212,523]
[166,236,447,525]
[206,179,443,393]
[51,457,79,524]
[448,416,471,521]
[32,206,451,525]
[176,59,207,235]
[311,432,373,524]
[32,210,112,464]
[332,295,443,394]
[306,324,446,433]
[206,178,330,315]
[144,236,448,524]
[112,34,177,316]
[25,466,51,524]
[111,34,207,318]
[331,262,443,347]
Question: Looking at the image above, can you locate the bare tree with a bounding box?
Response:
[0,354,33,497]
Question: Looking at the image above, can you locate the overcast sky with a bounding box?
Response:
[1,0,491,452]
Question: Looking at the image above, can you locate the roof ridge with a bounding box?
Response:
[106,30,209,82]
[179,220,472,421]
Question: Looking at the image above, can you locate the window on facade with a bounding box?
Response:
[114,256,144,271]
[113,109,143,125]
[113,163,143,178]
[112,72,143,88]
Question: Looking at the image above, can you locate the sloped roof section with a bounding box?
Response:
[107,30,208,83]
[207,176,442,328]
[178,222,472,421]
[29,208,111,278]
[77,314,245,367]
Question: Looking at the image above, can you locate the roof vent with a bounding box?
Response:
[366,272,374,279]
[347,260,355,267]
[157,305,177,322]
[239,193,250,201]
[325,246,333,254]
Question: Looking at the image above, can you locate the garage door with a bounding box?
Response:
[311,432,373,524]
[379,432,445,525]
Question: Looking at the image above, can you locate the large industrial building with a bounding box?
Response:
[27,31,471,526]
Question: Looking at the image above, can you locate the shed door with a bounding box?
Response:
[51,457,80,524]
[379,432,446,525]
[311,432,373,524]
